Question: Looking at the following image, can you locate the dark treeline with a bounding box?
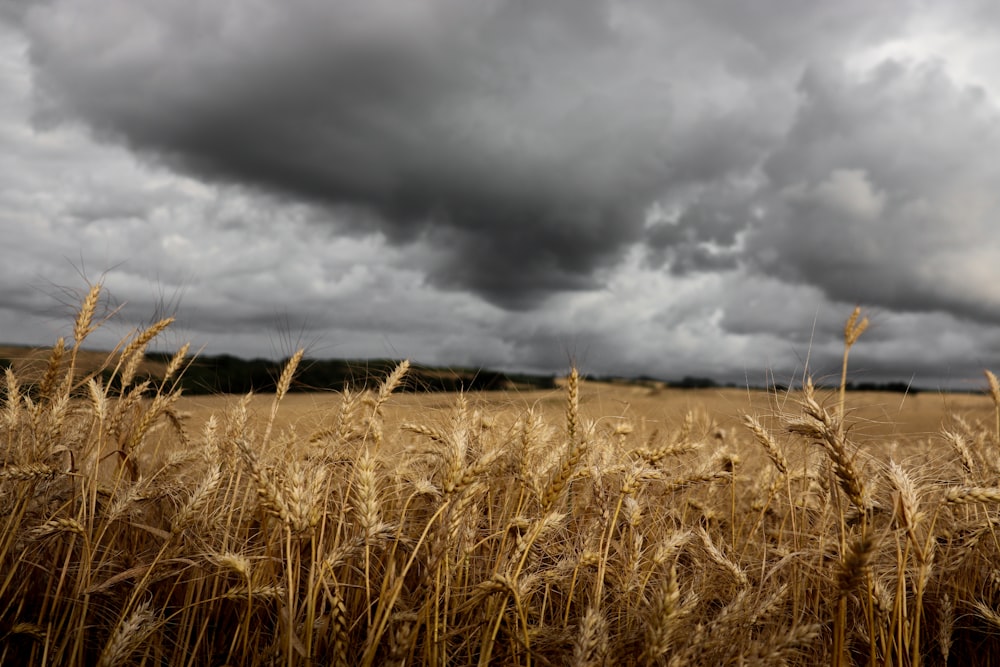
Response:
[670,378,919,394]
[137,353,558,395]
[844,381,918,394]
[0,353,952,398]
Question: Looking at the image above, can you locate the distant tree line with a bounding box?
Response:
[844,381,918,395]
[132,354,557,395]
[0,352,942,399]
[666,377,922,394]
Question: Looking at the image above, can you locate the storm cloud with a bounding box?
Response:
[1,1,999,386]
[13,0,853,308]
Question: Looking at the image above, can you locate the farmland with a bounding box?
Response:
[167,381,985,460]
[3,285,1000,666]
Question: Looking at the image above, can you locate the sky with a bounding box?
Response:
[1,0,999,389]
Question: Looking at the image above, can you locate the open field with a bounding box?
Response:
[156,380,996,486]
[166,383,993,460]
[6,286,1000,666]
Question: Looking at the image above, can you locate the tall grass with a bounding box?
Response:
[2,287,1000,665]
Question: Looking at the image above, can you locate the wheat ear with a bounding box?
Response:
[642,564,681,663]
[162,342,191,383]
[944,486,1000,504]
[97,602,157,667]
[840,306,869,421]
[572,605,609,667]
[986,369,1000,444]
[541,368,585,510]
[742,413,789,475]
[263,348,303,446]
[36,337,65,405]
[73,282,102,349]
[788,378,867,513]
[116,317,175,391]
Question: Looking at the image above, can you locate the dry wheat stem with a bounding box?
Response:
[163,342,191,383]
[97,602,157,667]
[986,369,1000,444]
[840,306,869,422]
[748,623,822,665]
[573,604,609,667]
[566,367,580,445]
[742,413,789,476]
[838,532,876,595]
[73,283,103,349]
[788,380,867,513]
[30,516,86,540]
[0,462,61,481]
[945,486,1000,505]
[942,430,977,477]
[642,564,680,664]
[117,318,175,391]
[36,337,65,405]
[3,365,20,431]
[11,292,1000,665]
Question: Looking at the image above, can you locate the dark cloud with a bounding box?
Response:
[643,180,756,274]
[0,0,41,24]
[15,0,791,308]
[3,1,1000,386]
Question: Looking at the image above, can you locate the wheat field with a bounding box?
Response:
[3,286,1000,666]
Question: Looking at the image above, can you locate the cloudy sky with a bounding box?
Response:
[2,0,999,389]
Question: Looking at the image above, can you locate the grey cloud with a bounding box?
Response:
[15,0,806,309]
[6,0,1000,387]
[696,0,908,67]
[715,278,844,345]
[644,180,758,274]
[749,60,1000,323]
[0,0,42,24]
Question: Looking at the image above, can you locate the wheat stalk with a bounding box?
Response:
[285,459,327,534]
[29,516,86,540]
[36,337,65,405]
[742,413,789,475]
[840,306,869,421]
[380,359,410,401]
[944,486,1000,505]
[329,588,350,667]
[887,460,923,538]
[6,623,47,642]
[748,623,822,665]
[162,342,191,384]
[788,378,868,513]
[353,450,383,536]
[572,604,609,667]
[4,366,21,431]
[97,602,158,667]
[632,441,700,466]
[72,283,102,348]
[222,584,284,600]
[698,527,748,586]
[0,463,61,482]
[236,437,293,526]
[986,369,1000,444]
[938,592,955,663]
[117,317,175,390]
[642,564,681,663]
[942,430,977,478]
[566,367,580,445]
[171,465,223,536]
[839,532,877,595]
